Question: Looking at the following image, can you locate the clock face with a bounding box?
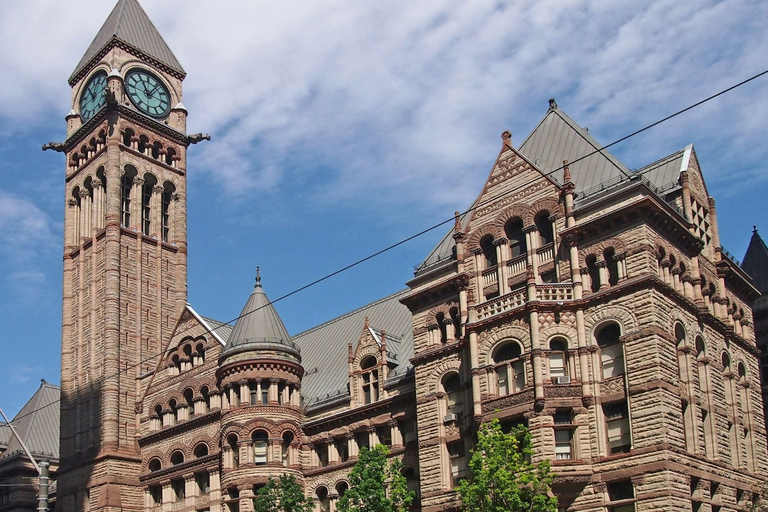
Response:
[124,69,171,118]
[79,71,108,120]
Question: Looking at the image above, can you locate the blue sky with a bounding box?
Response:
[0,0,766,417]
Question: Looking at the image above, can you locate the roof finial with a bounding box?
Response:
[562,159,571,183]
[501,130,512,143]
[549,98,558,110]
[364,316,370,328]
[754,225,758,234]
[255,266,262,288]
[454,211,462,233]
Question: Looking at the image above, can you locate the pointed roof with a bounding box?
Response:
[70,0,185,84]
[220,270,298,360]
[742,227,768,294]
[518,99,631,192]
[0,380,60,461]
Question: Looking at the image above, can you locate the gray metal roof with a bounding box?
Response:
[518,101,631,193]
[742,227,768,294]
[635,148,685,192]
[70,0,185,83]
[0,380,60,461]
[220,274,297,359]
[293,289,413,405]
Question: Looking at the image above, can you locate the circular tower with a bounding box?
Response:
[216,270,304,509]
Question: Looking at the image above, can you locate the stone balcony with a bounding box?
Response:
[472,283,574,321]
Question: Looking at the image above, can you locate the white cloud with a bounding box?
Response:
[0,190,58,292]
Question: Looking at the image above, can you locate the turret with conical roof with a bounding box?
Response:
[219,268,301,365]
[216,270,304,496]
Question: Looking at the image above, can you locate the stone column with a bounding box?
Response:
[495,238,508,295]
[347,433,358,459]
[130,177,143,231]
[389,420,403,447]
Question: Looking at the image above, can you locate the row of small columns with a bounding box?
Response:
[309,422,404,468]
[125,136,181,168]
[68,138,106,173]
[470,223,556,300]
[150,397,218,430]
[167,353,205,376]
[146,469,221,512]
[657,259,750,337]
[222,439,299,469]
[124,176,178,240]
[221,378,301,409]
[581,255,628,292]
[69,180,106,243]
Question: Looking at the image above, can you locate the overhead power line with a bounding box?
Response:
[7,67,767,425]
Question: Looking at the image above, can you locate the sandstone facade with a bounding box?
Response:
[54,2,767,512]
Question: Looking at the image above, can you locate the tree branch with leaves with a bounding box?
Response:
[457,418,557,512]
[337,444,414,512]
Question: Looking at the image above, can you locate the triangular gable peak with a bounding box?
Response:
[680,145,711,206]
[139,304,224,405]
[348,318,392,407]
[464,131,564,246]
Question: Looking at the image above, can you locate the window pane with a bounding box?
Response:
[496,366,509,395]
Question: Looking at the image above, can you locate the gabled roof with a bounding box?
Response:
[0,380,60,461]
[220,273,297,359]
[742,227,768,294]
[293,289,413,406]
[70,0,184,83]
[518,100,631,192]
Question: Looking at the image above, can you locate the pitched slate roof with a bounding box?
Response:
[0,380,60,461]
[293,289,413,406]
[70,0,184,83]
[742,227,768,294]
[220,273,298,359]
[518,100,631,193]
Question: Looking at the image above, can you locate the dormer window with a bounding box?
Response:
[361,356,379,404]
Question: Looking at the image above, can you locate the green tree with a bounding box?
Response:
[457,418,557,512]
[337,444,414,512]
[253,474,314,512]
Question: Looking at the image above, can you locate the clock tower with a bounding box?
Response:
[53,1,195,510]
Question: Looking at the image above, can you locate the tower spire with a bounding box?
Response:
[69,0,185,84]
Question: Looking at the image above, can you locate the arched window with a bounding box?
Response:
[252,430,268,465]
[170,451,184,465]
[168,399,178,424]
[721,352,731,373]
[315,486,330,512]
[695,337,706,359]
[436,312,448,344]
[480,234,497,268]
[360,356,379,404]
[586,254,600,293]
[120,167,136,227]
[282,431,294,466]
[335,481,349,500]
[161,181,175,242]
[737,362,747,382]
[604,247,619,286]
[201,386,211,413]
[148,458,161,472]
[493,342,525,395]
[442,373,463,418]
[227,434,239,468]
[504,217,527,258]
[535,211,553,245]
[675,323,685,346]
[194,443,209,458]
[184,388,195,419]
[597,323,624,379]
[450,306,462,340]
[141,173,157,236]
[549,338,569,382]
